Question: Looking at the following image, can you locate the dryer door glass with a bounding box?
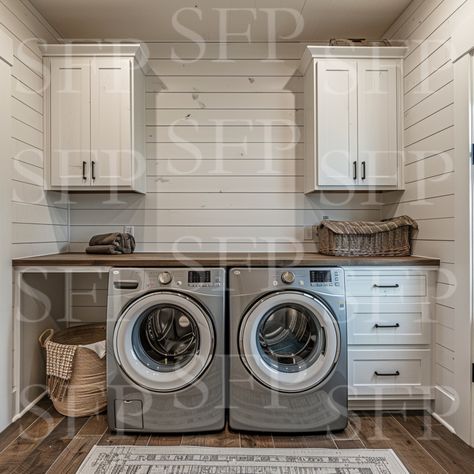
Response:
[239,291,340,393]
[257,303,325,373]
[133,304,199,372]
[114,292,214,392]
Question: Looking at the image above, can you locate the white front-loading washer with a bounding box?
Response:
[229,267,347,433]
[107,268,225,433]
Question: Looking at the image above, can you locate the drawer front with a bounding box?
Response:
[347,302,431,345]
[346,272,426,297]
[348,349,431,397]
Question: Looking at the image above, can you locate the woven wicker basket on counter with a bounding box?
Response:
[39,324,106,417]
[317,216,418,257]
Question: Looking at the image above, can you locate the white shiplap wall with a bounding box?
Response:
[68,42,383,253]
[382,0,470,433]
[0,0,68,258]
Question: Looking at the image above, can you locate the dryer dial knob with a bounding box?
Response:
[281,271,295,284]
[158,272,173,285]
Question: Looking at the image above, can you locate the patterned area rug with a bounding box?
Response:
[77,446,409,473]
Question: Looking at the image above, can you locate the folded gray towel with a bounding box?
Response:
[87,233,136,254]
[85,244,123,255]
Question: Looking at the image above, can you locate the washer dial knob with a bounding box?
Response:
[158,271,172,285]
[281,271,295,284]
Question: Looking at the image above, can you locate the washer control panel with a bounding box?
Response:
[310,269,342,288]
[145,269,223,289]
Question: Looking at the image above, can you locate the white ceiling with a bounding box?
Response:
[29,0,412,42]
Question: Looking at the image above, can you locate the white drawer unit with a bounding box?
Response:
[346,272,427,297]
[343,266,438,408]
[348,349,431,398]
[347,301,431,345]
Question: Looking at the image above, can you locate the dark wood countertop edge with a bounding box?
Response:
[12,253,441,267]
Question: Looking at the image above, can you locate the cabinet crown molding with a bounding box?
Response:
[39,43,152,75]
[299,45,407,74]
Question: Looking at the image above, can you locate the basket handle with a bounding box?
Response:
[38,329,54,348]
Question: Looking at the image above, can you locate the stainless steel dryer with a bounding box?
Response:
[107,268,225,433]
[229,267,347,433]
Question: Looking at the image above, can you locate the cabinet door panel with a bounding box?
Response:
[91,58,132,187]
[316,60,357,186]
[358,61,399,186]
[50,58,90,186]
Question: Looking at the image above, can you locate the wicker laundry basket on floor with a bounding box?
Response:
[317,216,418,257]
[39,323,107,417]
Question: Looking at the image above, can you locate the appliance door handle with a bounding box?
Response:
[374,323,400,329]
[91,160,96,181]
[374,370,400,377]
[82,161,87,180]
[114,280,139,290]
[353,161,357,180]
[361,161,366,180]
[373,284,399,288]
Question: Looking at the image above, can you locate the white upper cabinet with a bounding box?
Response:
[42,44,149,193]
[300,46,406,192]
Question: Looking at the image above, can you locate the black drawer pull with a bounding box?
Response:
[91,160,96,180]
[353,161,357,180]
[82,161,87,180]
[361,161,366,180]
[373,284,399,288]
[374,370,400,377]
[374,323,400,329]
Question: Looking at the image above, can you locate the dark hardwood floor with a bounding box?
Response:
[1,400,474,473]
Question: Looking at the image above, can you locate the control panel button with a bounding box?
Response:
[158,271,172,285]
[281,271,296,284]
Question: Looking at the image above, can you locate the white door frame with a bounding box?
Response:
[0,30,13,432]
[452,9,474,446]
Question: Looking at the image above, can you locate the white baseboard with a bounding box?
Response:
[432,411,456,433]
[11,391,47,423]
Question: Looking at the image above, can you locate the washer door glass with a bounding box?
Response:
[114,292,214,392]
[240,291,340,392]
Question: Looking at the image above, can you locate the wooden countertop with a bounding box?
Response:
[12,252,440,267]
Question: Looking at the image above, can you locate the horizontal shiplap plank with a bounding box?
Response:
[11,201,68,225]
[405,126,454,162]
[70,225,307,244]
[11,96,42,131]
[13,223,68,244]
[146,92,303,109]
[416,217,454,241]
[145,42,305,60]
[11,117,42,149]
[69,191,381,211]
[11,76,42,113]
[404,104,453,146]
[405,150,454,183]
[12,159,43,186]
[404,80,453,128]
[146,158,303,176]
[12,241,68,258]
[412,239,454,263]
[12,138,43,167]
[146,125,302,143]
[71,273,108,290]
[146,108,304,126]
[384,194,454,220]
[71,289,108,307]
[12,180,68,208]
[436,304,454,329]
[397,171,453,202]
[146,75,303,93]
[146,175,303,192]
[147,59,300,76]
[147,142,304,159]
[70,209,380,227]
[435,344,455,373]
[404,60,452,111]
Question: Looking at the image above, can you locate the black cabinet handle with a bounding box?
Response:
[374,370,400,377]
[373,284,399,288]
[374,323,400,329]
[353,161,357,180]
[361,161,366,180]
[82,161,87,180]
[91,160,96,180]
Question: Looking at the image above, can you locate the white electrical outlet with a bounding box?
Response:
[304,226,314,241]
[123,225,135,236]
